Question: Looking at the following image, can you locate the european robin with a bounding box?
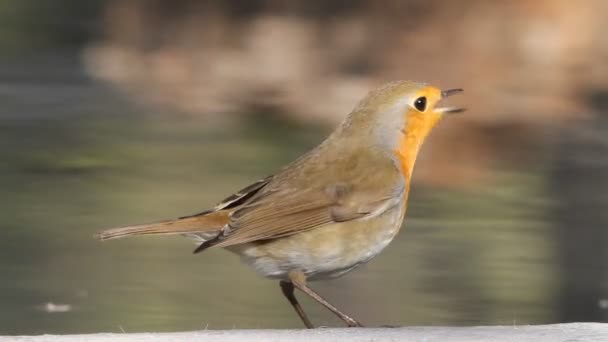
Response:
[96,81,464,328]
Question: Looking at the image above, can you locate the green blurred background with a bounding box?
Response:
[0,0,607,335]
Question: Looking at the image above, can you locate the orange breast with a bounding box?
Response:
[394,109,443,188]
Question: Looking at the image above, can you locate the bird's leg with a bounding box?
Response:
[279,280,315,329]
[288,271,363,328]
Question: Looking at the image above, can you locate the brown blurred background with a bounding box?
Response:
[0,0,607,335]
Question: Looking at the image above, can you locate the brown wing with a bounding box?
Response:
[191,146,405,253]
[227,191,394,244]
[195,180,401,251]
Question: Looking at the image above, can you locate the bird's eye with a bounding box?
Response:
[414,97,427,112]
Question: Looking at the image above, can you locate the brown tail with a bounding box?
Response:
[95,211,230,241]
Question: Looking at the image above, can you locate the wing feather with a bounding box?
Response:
[210,187,399,248]
[194,149,405,252]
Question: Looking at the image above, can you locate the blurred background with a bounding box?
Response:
[1,0,607,335]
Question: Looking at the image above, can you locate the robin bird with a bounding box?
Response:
[96,80,464,328]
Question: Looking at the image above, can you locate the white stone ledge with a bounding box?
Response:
[4,323,607,342]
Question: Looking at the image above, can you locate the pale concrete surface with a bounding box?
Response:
[2,323,607,342]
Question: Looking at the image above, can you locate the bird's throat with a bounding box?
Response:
[394,111,442,183]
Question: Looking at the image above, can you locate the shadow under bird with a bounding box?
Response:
[96,80,464,328]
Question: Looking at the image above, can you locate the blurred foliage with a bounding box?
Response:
[0,0,102,53]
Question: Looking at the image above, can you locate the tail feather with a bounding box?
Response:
[95,211,229,241]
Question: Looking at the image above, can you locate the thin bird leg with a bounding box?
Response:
[279,281,314,329]
[288,271,363,328]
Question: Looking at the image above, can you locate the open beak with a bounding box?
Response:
[437,88,465,114]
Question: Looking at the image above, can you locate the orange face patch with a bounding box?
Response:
[394,86,444,183]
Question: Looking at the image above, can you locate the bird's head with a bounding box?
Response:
[338,80,464,178]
